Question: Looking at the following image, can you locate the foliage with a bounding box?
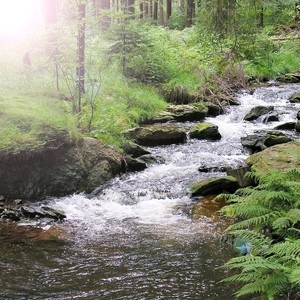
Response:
[219,170,300,299]
[0,92,78,155]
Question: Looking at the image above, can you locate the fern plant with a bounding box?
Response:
[219,169,300,299]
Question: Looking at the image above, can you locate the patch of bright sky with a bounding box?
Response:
[0,0,43,40]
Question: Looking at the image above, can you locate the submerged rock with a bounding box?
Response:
[189,122,222,140]
[190,176,239,197]
[124,125,187,146]
[244,106,274,121]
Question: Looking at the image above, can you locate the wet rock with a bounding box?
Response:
[122,141,150,158]
[122,157,147,172]
[241,131,291,153]
[264,131,291,147]
[274,122,296,130]
[244,106,274,121]
[138,154,164,165]
[246,140,300,175]
[296,111,300,133]
[227,166,253,187]
[198,166,227,173]
[204,102,223,117]
[41,207,66,220]
[1,210,21,221]
[223,97,241,106]
[288,92,300,103]
[263,112,279,122]
[124,125,187,146]
[190,176,240,197]
[189,122,222,140]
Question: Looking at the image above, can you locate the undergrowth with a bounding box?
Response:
[218,169,300,299]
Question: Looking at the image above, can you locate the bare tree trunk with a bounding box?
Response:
[153,0,158,19]
[77,3,86,112]
[166,0,171,20]
[186,0,195,27]
[159,0,164,25]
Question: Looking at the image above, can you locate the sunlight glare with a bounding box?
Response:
[0,0,42,39]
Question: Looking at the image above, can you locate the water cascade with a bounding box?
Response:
[0,84,299,299]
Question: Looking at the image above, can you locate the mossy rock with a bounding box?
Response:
[190,176,239,197]
[124,125,187,146]
[288,92,300,103]
[189,122,222,140]
[244,106,274,121]
[246,139,300,175]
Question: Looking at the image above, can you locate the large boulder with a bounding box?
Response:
[244,106,274,121]
[241,131,291,153]
[246,139,300,175]
[189,122,222,140]
[124,125,187,146]
[0,137,123,200]
[144,104,207,124]
[190,176,240,197]
[288,92,300,103]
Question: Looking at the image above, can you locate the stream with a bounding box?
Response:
[0,83,299,300]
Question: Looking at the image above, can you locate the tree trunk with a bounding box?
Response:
[166,0,171,20]
[186,0,195,27]
[153,0,158,19]
[159,0,164,25]
[77,3,86,111]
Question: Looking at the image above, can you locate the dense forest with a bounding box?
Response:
[0,0,300,299]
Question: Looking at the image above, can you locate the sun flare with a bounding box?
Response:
[0,0,42,39]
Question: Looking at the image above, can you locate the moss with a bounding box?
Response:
[246,140,300,175]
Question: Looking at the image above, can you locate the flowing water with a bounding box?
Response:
[1,84,299,300]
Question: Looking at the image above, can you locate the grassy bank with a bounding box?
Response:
[1,21,300,154]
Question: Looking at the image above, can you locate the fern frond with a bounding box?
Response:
[287,208,300,225]
[230,213,274,231]
[272,217,292,233]
[266,240,300,260]
[289,269,300,286]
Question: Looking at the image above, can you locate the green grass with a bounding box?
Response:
[0,92,78,155]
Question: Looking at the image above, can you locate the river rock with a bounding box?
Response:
[122,141,150,158]
[190,176,240,197]
[244,106,274,121]
[246,139,300,175]
[288,92,300,103]
[277,73,300,83]
[124,125,187,146]
[0,137,123,200]
[123,156,147,172]
[241,131,291,153]
[189,122,222,140]
[295,121,300,133]
[144,104,207,124]
[274,122,296,130]
[263,112,279,122]
[204,102,224,117]
[227,166,253,187]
